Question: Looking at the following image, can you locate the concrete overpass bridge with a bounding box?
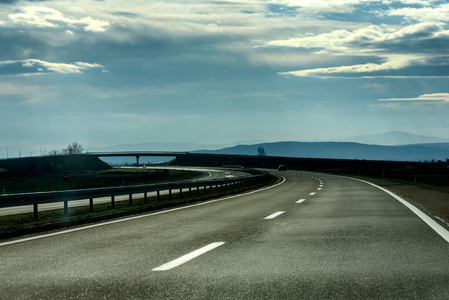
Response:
[88,151,189,166]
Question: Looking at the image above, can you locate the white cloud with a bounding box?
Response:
[80,17,110,32]
[271,21,449,77]
[379,93,449,102]
[8,7,66,28]
[0,59,105,75]
[274,0,437,15]
[2,1,449,78]
[279,55,416,77]
[7,6,110,32]
[28,59,105,74]
[267,22,448,54]
[388,3,449,22]
[382,0,438,5]
[21,61,34,67]
[74,62,104,69]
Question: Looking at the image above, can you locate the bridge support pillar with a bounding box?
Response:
[136,155,140,167]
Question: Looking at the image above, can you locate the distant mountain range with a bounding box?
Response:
[91,131,448,153]
[87,132,449,163]
[195,141,449,162]
[91,140,267,153]
[339,131,449,145]
[3,132,448,162]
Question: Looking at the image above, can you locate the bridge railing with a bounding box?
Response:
[0,173,270,222]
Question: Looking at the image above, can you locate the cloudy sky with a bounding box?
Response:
[1,0,449,156]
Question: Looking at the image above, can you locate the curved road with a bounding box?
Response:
[0,167,250,216]
[1,170,449,299]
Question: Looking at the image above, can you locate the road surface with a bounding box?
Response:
[1,170,449,299]
[0,167,250,217]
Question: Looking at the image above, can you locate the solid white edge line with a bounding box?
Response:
[0,176,287,247]
[264,211,285,220]
[202,172,213,179]
[152,242,225,271]
[338,175,449,244]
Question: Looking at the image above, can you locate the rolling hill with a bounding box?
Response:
[195,141,449,162]
[340,131,449,145]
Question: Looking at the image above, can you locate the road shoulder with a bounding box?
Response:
[353,176,449,228]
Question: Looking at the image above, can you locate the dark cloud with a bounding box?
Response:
[111,12,139,18]
[1,0,449,150]
[350,23,449,55]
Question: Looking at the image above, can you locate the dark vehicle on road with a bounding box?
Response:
[278,165,287,171]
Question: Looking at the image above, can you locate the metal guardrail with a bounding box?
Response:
[0,174,269,221]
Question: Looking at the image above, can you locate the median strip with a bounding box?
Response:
[152,242,225,271]
[0,176,285,246]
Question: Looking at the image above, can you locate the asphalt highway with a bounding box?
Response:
[1,170,449,299]
[0,167,250,216]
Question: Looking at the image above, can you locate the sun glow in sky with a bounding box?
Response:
[1,0,449,154]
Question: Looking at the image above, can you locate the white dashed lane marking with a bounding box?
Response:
[152,242,225,271]
[264,211,285,220]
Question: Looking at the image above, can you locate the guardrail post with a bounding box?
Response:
[33,203,38,221]
[169,189,172,200]
[0,174,269,224]
[144,192,148,203]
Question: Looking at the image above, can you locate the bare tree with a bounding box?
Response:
[257,146,266,156]
[48,150,59,156]
[62,142,85,155]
